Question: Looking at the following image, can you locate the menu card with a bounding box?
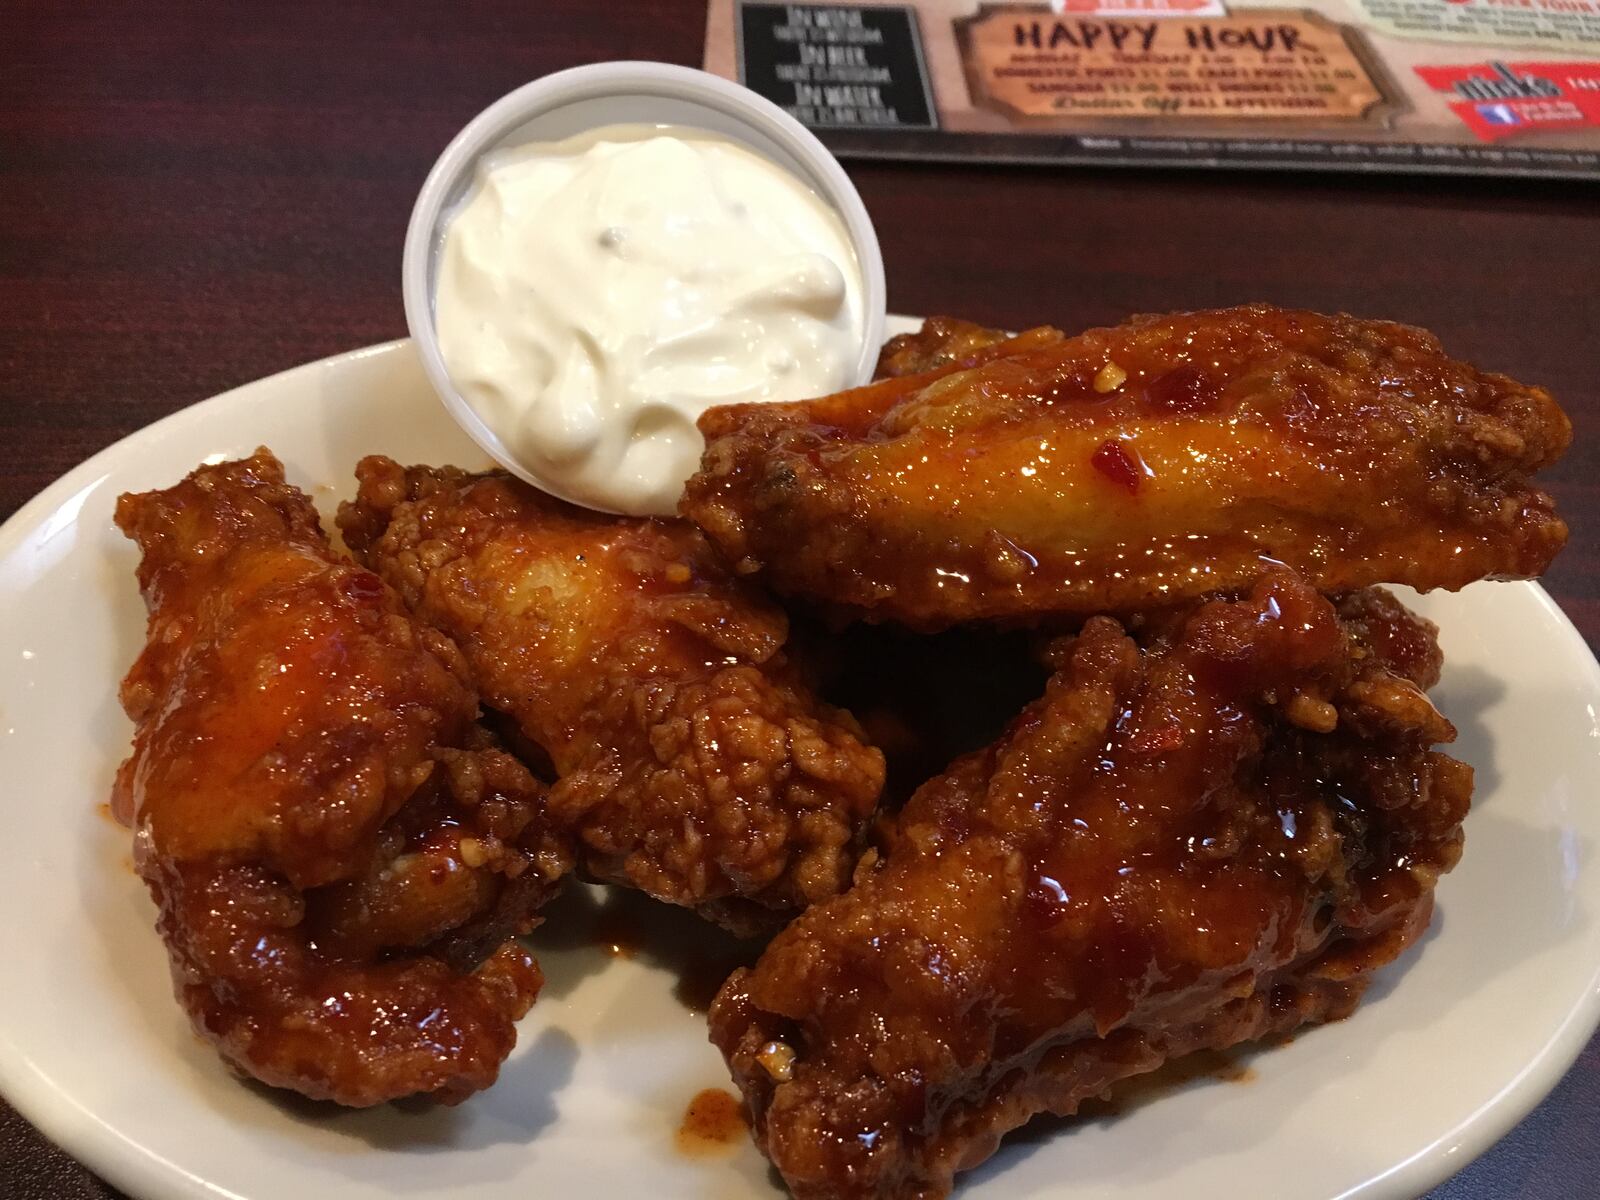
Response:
[704,0,1600,176]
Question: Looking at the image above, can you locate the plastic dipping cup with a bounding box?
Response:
[401,60,888,516]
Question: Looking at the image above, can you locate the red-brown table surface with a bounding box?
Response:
[2,3,1596,1198]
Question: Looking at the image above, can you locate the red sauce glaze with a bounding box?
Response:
[677,1087,748,1154]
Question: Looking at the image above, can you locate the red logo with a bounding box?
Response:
[1416,61,1600,141]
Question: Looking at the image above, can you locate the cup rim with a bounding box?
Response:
[400,60,887,515]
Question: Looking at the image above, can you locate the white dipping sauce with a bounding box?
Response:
[434,123,865,516]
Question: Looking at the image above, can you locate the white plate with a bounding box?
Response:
[2,325,1598,1200]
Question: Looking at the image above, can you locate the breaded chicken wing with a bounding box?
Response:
[711,572,1470,1198]
[114,450,569,1106]
[338,459,884,934]
[687,305,1570,628]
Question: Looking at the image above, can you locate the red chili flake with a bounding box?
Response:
[1145,364,1218,413]
[1091,441,1146,494]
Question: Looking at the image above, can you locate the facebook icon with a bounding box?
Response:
[1477,103,1521,125]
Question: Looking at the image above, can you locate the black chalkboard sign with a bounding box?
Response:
[738,3,938,130]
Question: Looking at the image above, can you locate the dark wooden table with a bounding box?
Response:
[3,2,1595,1197]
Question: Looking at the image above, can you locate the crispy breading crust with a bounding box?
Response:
[339,458,884,933]
[711,571,1470,1198]
[115,449,568,1106]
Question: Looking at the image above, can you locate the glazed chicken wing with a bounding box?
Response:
[874,316,1062,378]
[114,450,570,1106]
[711,571,1470,1198]
[338,458,884,934]
[686,305,1570,628]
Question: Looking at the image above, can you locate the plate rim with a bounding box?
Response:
[2,335,1598,1200]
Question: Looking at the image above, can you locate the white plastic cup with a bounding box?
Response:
[401,61,887,513]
